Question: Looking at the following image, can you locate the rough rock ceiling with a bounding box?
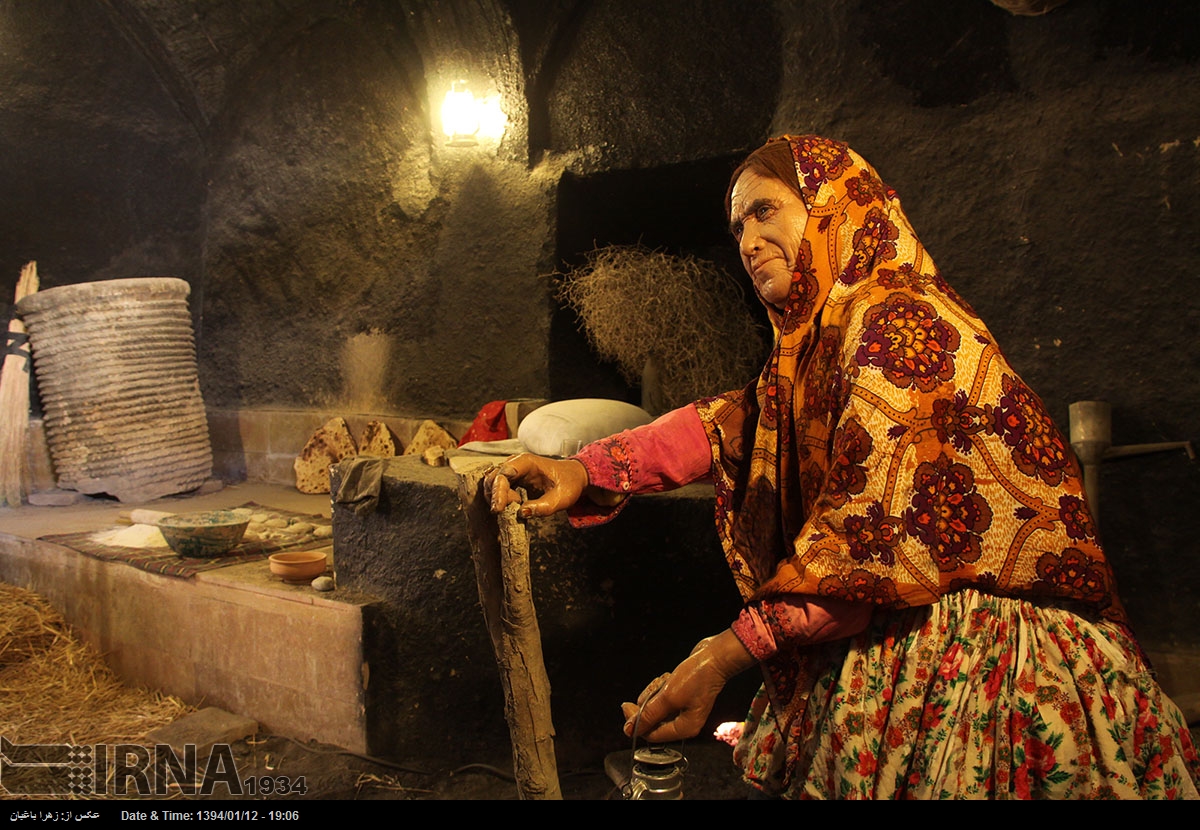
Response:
[99,0,321,131]
[96,0,585,159]
[96,2,481,123]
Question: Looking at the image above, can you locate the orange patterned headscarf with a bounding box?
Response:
[697,136,1124,623]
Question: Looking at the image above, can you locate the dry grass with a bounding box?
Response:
[0,581,192,798]
[557,246,767,412]
[354,771,433,798]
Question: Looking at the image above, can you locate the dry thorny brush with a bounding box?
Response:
[557,246,768,412]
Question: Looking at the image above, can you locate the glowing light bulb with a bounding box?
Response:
[441,80,479,147]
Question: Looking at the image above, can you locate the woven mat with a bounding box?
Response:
[38,502,331,579]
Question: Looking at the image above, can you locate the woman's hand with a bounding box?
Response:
[620,629,755,743]
[484,453,589,518]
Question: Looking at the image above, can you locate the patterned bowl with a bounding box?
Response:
[268,551,329,583]
[157,509,251,558]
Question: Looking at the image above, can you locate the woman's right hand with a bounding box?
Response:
[484,453,589,519]
[619,629,754,743]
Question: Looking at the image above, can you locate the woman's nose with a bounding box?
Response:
[739,224,762,258]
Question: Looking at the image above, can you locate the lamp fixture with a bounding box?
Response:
[441,79,480,147]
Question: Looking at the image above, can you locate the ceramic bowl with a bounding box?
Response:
[157,509,251,557]
[269,551,329,583]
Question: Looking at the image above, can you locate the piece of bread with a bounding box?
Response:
[294,417,358,494]
[358,420,398,458]
[403,419,457,457]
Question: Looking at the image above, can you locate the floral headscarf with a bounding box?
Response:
[696,136,1124,625]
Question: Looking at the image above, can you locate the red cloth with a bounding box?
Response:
[731,596,872,661]
[572,404,711,495]
[458,400,509,446]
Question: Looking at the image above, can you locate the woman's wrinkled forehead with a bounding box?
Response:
[724,138,804,220]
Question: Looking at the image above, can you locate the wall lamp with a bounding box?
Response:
[441,79,480,147]
[440,79,507,148]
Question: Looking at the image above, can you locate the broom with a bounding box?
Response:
[1,261,39,507]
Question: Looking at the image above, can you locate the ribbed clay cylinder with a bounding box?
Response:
[15,278,213,503]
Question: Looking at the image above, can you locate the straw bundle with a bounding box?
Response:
[557,246,768,412]
[0,582,192,761]
[1,261,38,507]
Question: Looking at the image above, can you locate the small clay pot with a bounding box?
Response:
[269,551,329,583]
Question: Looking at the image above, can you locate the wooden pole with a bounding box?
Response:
[1,262,38,507]
[455,461,562,800]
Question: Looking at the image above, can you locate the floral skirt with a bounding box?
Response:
[733,589,1199,799]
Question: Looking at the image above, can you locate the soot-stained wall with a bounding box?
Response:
[0,0,204,300]
[197,9,554,415]
[0,0,1197,650]
[193,1,556,416]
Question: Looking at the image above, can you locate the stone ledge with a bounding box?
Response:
[0,532,372,755]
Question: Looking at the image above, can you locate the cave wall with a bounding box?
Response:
[0,0,1197,650]
[196,7,554,415]
[0,0,205,302]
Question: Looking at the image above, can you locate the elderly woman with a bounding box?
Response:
[487,136,1199,799]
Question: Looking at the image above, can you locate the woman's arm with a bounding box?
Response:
[487,403,712,521]
[623,598,873,742]
[732,595,874,661]
[573,403,712,496]
[565,404,711,526]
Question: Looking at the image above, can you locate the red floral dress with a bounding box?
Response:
[573,409,1199,798]
[733,590,1198,798]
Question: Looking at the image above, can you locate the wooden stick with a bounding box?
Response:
[455,462,561,800]
[0,261,38,507]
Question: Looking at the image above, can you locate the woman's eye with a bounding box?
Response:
[757,204,773,221]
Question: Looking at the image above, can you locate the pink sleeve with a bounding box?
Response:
[731,596,874,661]
[566,404,711,527]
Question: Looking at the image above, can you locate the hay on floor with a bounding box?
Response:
[0,581,192,748]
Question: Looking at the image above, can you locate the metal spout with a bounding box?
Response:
[1069,400,1195,525]
[1069,401,1112,521]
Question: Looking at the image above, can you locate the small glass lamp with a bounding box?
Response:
[441,80,480,147]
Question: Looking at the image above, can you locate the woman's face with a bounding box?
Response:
[728,170,810,310]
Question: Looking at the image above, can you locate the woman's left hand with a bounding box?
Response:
[620,629,755,743]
